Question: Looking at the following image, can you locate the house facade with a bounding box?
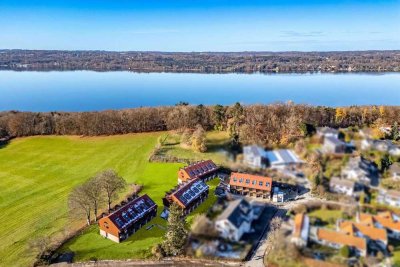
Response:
[98,194,157,243]
[322,136,346,154]
[215,198,254,242]
[390,163,400,180]
[229,172,272,199]
[243,145,268,168]
[163,178,209,217]
[341,156,378,186]
[377,189,400,208]
[178,160,219,184]
[361,139,400,156]
[316,127,339,138]
[329,177,357,196]
[291,213,310,247]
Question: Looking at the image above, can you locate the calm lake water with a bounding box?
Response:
[1,71,399,112]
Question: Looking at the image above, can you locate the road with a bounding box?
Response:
[244,208,287,267]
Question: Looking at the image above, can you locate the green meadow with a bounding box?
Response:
[0,133,220,266]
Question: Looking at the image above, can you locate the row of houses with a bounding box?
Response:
[99,160,220,243]
[292,211,400,257]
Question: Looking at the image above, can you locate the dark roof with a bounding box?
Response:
[181,160,219,179]
[107,194,157,231]
[216,198,252,229]
[170,178,209,208]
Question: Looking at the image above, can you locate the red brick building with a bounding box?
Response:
[178,160,219,183]
[98,194,157,243]
[163,178,209,216]
[229,172,273,199]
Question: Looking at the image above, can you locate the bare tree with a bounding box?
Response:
[99,169,127,213]
[68,183,92,225]
[86,176,104,221]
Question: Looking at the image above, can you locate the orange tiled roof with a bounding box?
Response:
[229,172,272,191]
[339,221,387,242]
[317,228,366,252]
[293,213,305,238]
[359,212,400,232]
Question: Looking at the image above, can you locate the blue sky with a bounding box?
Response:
[0,0,399,51]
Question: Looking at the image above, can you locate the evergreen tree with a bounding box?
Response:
[162,204,188,256]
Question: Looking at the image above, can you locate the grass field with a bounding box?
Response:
[0,133,222,266]
[59,178,220,262]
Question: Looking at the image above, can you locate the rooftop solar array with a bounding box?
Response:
[183,160,218,179]
[172,179,209,207]
[108,195,157,230]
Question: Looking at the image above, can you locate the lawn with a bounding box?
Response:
[308,209,343,224]
[159,131,231,165]
[59,178,220,262]
[0,133,221,266]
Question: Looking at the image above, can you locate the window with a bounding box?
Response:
[233,177,237,182]
[104,222,109,229]
[245,179,250,184]
[252,180,256,185]
[259,181,263,186]
[266,182,270,187]
[239,178,243,183]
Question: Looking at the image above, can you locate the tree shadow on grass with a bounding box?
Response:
[0,139,10,149]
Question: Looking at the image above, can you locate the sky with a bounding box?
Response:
[0,0,399,52]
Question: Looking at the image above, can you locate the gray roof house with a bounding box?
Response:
[378,190,400,208]
[329,177,356,196]
[215,199,255,242]
[341,157,379,187]
[317,127,339,138]
[243,145,268,168]
[390,163,400,180]
[361,139,400,156]
[265,149,303,170]
[322,136,346,154]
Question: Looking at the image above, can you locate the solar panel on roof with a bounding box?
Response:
[266,151,278,162]
[279,150,294,163]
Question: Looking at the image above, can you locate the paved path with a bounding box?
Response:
[244,208,287,267]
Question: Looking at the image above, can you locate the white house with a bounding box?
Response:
[377,189,400,208]
[341,156,378,187]
[265,149,303,170]
[215,199,254,242]
[390,163,400,180]
[243,145,268,168]
[316,127,339,138]
[361,139,400,156]
[322,136,346,154]
[329,177,356,196]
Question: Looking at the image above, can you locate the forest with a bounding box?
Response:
[1,50,400,73]
[1,103,399,147]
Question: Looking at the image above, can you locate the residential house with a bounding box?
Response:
[322,136,346,154]
[377,189,400,208]
[215,199,255,242]
[178,160,219,184]
[338,221,387,246]
[243,145,268,168]
[291,213,310,247]
[229,172,272,199]
[390,163,400,180]
[162,178,209,217]
[313,228,367,257]
[358,212,400,239]
[341,156,378,187]
[265,149,303,170]
[98,194,157,243]
[361,139,400,156]
[329,177,358,196]
[316,127,339,138]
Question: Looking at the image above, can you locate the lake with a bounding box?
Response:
[1,71,399,112]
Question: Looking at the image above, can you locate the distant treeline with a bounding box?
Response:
[1,104,399,146]
[1,50,400,73]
